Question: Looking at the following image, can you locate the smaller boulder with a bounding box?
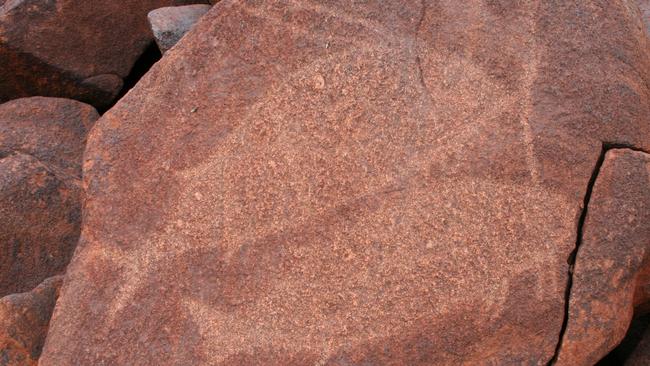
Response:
[0,97,99,178]
[0,0,210,109]
[148,4,211,54]
[0,276,64,366]
[0,153,80,297]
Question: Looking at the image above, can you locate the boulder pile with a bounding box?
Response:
[1,1,649,365]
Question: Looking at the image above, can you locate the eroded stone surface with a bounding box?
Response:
[148,4,212,54]
[0,154,80,297]
[0,0,208,108]
[0,97,99,178]
[40,1,650,364]
[0,97,93,297]
[637,0,650,34]
[556,149,650,366]
[0,276,63,366]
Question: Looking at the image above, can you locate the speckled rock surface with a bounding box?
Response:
[0,153,80,298]
[40,0,650,364]
[638,0,650,33]
[556,149,650,366]
[148,4,212,54]
[0,97,98,178]
[0,276,63,366]
[0,0,208,109]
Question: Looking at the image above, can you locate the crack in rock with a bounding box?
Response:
[548,142,650,365]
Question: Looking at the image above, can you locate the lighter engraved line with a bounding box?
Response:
[293,0,407,42]
[520,1,542,184]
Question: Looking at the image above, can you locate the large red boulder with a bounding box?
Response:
[0,276,63,366]
[40,0,650,364]
[0,0,208,109]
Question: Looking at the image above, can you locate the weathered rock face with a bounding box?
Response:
[0,0,208,109]
[148,5,212,54]
[0,276,63,366]
[0,153,80,297]
[40,0,650,364]
[0,97,99,178]
[638,0,650,33]
[556,149,650,366]
[0,97,95,297]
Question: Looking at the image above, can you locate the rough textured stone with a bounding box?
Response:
[0,97,99,178]
[556,149,650,366]
[148,5,212,54]
[638,0,650,34]
[0,276,63,366]
[0,97,94,297]
[0,153,80,297]
[0,0,208,109]
[40,0,650,364]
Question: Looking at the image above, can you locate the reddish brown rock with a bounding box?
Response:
[0,97,94,296]
[0,276,63,366]
[638,1,650,34]
[0,0,208,109]
[148,5,212,54]
[0,97,99,178]
[0,153,80,297]
[556,149,650,366]
[40,0,650,364]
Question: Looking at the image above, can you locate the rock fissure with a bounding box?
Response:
[602,142,650,155]
[101,41,162,114]
[548,142,649,365]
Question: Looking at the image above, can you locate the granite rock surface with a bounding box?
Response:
[39,0,650,364]
[148,4,212,54]
[0,97,98,178]
[0,276,63,366]
[0,154,80,297]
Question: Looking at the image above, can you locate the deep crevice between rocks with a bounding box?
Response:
[548,141,649,365]
[98,42,162,114]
